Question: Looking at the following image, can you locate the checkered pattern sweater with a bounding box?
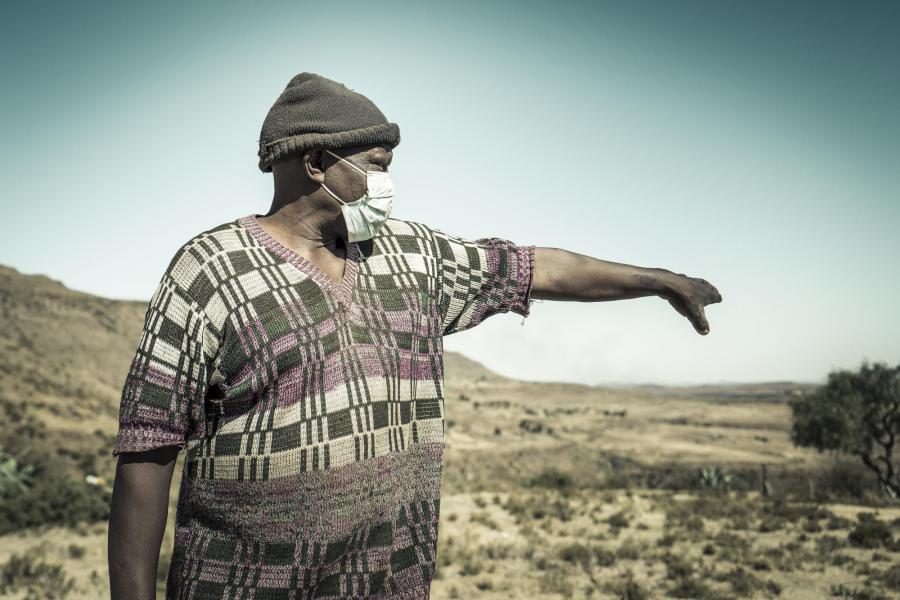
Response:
[112,213,536,600]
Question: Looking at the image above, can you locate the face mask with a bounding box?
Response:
[321,149,394,243]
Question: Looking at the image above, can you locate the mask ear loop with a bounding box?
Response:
[324,148,367,175]
[322,148,368,204]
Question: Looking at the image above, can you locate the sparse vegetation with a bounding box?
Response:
[714,566,781,597]
[0,449,110,534]
[2,273,896,599]
[0,548,76,599]
[528,467,574,492]
[698,465,733,490]
[538,569,574,596]
[607,569,652,600]
[847,512,894,549]
[830,583,890,600]
[606,509,630,530]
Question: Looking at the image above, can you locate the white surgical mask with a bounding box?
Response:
[321,149,394,243]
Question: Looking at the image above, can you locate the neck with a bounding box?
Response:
[262,193,347,252]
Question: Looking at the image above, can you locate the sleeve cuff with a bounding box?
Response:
[510,244,536,317]
[112,427,185,456]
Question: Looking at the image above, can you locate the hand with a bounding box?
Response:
[662,272,723,335]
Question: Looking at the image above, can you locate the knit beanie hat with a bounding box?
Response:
[257,72,401,173]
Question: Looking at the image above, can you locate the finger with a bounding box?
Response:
[693,305,709,335]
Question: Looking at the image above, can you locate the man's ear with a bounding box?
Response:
[303,148,327,184]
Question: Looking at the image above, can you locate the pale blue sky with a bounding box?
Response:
[2,1,898,385]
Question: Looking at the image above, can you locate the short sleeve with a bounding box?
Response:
[429,226,536,336]
[112,274,211,456]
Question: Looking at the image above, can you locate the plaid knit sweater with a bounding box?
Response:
[112,213,536,600]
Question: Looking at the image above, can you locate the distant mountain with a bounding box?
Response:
[0,265,149,464]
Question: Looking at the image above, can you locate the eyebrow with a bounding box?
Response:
[367,151,392,164]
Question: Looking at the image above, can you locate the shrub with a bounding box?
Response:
[669,576,722,599]
[557,542,592,568]
[664,553,694,580]
[607,510,630,529]
[483,542,515,560]
[0,451,110,534]
[607,570,652,600]
[469,510,499,530]
[616,540,642,561]
[715,566,781,596]
[538,569,573,596]
[848,513,893,549]
[712,531,751,562]
[593,546,617,567]
[0,450,35,492]
[758,516,786,533]
[828,515,854,530]
[0,548,76,599]
[528,467,574,492]
[816,535,846,554]
[871,564,900,591]
[803,519,823,533]
[698,466,733,490]
[814,459,883,502]
[830,583,889,600]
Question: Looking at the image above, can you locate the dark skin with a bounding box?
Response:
[108,142,721,599]
[108,446,179,600]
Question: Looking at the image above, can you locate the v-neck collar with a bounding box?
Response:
[238,213,359,305]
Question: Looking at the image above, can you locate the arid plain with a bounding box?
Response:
[1,264,898,599]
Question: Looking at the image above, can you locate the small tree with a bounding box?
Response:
[790,361,900,500]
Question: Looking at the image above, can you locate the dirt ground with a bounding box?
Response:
[3,366,900,598]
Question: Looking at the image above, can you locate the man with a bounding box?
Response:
[108,72,721,600]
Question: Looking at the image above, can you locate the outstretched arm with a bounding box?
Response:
[531,247,722,335]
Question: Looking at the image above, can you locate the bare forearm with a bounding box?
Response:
[531,247,674,302]
[108,447,179,600]
[529,246,722,335]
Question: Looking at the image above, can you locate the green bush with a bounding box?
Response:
[0,450,110,534]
